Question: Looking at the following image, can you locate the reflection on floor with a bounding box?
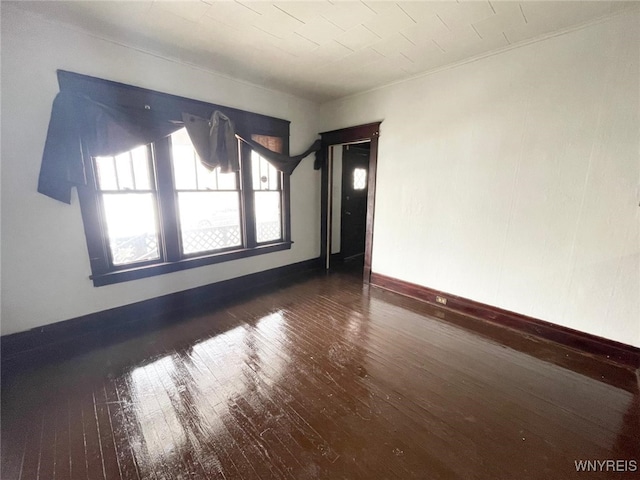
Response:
[1,272,638,479]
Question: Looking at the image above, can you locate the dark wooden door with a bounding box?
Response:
[340,144,369,259]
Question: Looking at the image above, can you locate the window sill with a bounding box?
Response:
[90,241,292,286]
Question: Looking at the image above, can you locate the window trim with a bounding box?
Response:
[89,242,292,287]
[57,70,290,139]
[64,71,293,286]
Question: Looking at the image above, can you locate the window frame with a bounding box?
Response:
[169,130,245,258]
[64,71,293,286]
[248,136,287,246]
[92,144,164,269]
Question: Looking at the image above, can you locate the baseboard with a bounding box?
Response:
[370,272,640,369]
[1,258,323,368]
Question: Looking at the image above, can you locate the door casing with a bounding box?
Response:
[320,122,381,283]
[338,144,369,260]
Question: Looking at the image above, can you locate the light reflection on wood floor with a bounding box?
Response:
[1,272,638,479]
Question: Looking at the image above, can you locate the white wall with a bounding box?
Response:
[320,13,640,347]
[0,5,321,336]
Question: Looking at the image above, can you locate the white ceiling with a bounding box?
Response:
[9,1,637,102]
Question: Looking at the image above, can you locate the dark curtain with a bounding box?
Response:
[313,148,326,170]
[181,112,239,173]
[38,91,181,203]
[183,112,321,176]
[38,91,319,203]
[237,135,321,176]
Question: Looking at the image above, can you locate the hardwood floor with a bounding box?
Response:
[2,272,638,479]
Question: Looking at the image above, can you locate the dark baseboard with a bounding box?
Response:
[2,258,323,370]
[370,273,640,369]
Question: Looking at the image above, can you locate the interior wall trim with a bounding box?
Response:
[320,122,381,283]
[370,272,640,369]
[1,258,323,369]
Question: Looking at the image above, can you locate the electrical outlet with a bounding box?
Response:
[436,296,447,305]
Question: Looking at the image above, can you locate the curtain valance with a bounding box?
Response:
[38,90,320,203]
[182,112,321,177]
[39,91,182,203]
[239,134,321,176]
[181,111,239,173]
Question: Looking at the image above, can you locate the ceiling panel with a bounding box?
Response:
[433,24,483,52]
[398,14,457,47]
[252,4,305,37]
[320,1,378,30]
[370,32,419,57]
[431,0,496,28]
[334,24,381,51]
[273,1,333,23]
[472,4,526,39]
[294,16,344,45]
[153,0,210,22]
[362,3,416,38]
[7,0,637,102]
[203,1,261,27]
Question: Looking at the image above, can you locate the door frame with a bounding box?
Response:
[320,122,381,283]
[337,143,369,261]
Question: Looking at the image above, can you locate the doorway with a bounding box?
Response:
[320,122,380,283]
[331,143,370,270]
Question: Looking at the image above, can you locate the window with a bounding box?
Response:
[44,71,294,286]
[94,145,161,266]
[80,128,290,286]
[251,134,284,243]
[170,128,243,255]
[353,167,367,190]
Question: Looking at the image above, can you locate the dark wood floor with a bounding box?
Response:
[2,271,638,479]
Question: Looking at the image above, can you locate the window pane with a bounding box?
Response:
[115,152,135,190]
[269,164,280,190]
[195,161,217,190]
[194,161,237,191]
[251,151,262,190]
[103,193,160,266]
[171,128,237,191]
[131,145,152,190]
[171,129,198,190]
[215,169,237,190]
[251,151,279,191]
[353,168,367,190]
[95,156,118,190]
[255,191,281,242]
[172,147,197,190]
[96,145,151,191]
[178,192,242,254]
